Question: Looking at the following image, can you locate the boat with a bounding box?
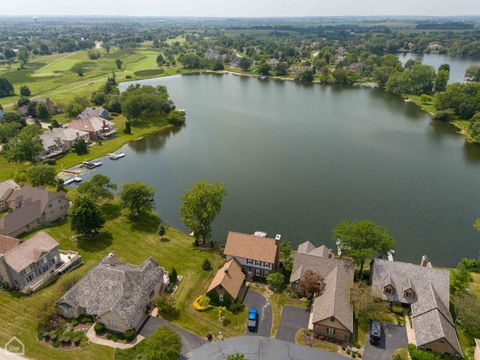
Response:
[83,160,102,169]
[109,152,126,160]
[64,177,82,185]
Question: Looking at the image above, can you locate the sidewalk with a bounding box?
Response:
[86,325,145,349]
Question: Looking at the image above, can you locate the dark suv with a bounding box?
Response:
[369,321,382,345]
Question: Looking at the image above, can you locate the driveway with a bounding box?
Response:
[363,324,408,360]
[276,306,310,342]
[244,289,272,337]
[139,316,206,354]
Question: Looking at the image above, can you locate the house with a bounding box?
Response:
[18,98,57,117]
[290,241,354,342]
[371,258,462,357]
[76,107,111,121]
[223,231,280,278]
[288,65,313,74]
[67,116,116,141]
[39,127,90,160]
[57,253,168,333]
[230,54,243,68]
[0,186,69,237]
[266,58,280,68]
[0,180,20,211]
[0,231,80,293]
[207,259,246,305]
[204,48,221,60]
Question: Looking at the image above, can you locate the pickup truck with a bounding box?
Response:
[247,308,258,332]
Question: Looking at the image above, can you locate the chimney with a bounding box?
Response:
[420,255,431,268]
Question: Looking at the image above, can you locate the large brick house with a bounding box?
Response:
[223,231,280,278]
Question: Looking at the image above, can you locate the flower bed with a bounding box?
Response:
[193,295,212,311]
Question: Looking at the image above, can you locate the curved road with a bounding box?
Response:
[244,289,272,337]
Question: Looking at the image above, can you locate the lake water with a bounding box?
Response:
[398,53,479,83]
[82,73,480,266]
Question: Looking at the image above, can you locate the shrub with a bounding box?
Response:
[408,344,457,360]
[43,159,56,165]
[156,295,180,320]
[202,258,212,271]
[391,304,404,315]
[94,322,105,334]
[169,267,178,285]
[52,340,61,348]
[78,314,94,324]
[70,319,79,326]
[433,109,455,122]
[123,328,136,342]
[229,302,244,314]
[193,295,212,311]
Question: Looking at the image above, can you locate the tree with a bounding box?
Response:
[299,270,325,298]
[124,121,132,134]
[227,354,247,360]
[66,96,89,118]
[103,43,111,53]
[275,62,289,76]
[142,326,181,360]
[452,292,480,339]
[69,195,106,237]
[350,281,390,323]
[156,54,166,66]
[0,78,15,98]
[169,267,177,284]
[465,65,480,82]
[333,220,396,277]
[179,53,202,69]
[120,85,174,122]
[36,102,50,120]
[0,122,21,143]
[71,63,85,76]
[87,50,101,60]
[450,261,473,295]
[17,96,30,107]
[257,63,271,76]
[26,165,57,187]
[180,181,227,244]
[78,174,117,201]
[74,139,89,155]
[435,69,449,92]
[239,57,252,71]
[267,272,285,292]
[155,296,180,320]
[4,125,43,163]
[202,258,212,271]
[280,240,292,262]
[120,182,155,215]
[115,58,123,70]
[296,70,314,83]
[20,85,31,97]
[157,223,166,240]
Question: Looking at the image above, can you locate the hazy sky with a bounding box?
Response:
[1,0,479,17]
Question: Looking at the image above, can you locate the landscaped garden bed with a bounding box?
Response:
[38,315,91,349]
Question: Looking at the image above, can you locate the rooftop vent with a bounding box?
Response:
[275,234,282,241]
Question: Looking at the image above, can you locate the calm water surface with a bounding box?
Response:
[83,74,480,266]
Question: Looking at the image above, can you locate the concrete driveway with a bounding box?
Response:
[139,316,206,354]
[276,305,310,342]
[244,289,272,337]
[363,323,408,360]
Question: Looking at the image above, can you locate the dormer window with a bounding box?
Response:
[403,289,415,299]
[384,285,395,295]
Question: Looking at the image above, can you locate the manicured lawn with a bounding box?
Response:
[0,156,30,182]
[405,94,436,115]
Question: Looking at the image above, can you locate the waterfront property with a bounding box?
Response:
[57,253,168,333]
[0,231,81,293]
[0,186,69,237]
[0,180,20,211]
[67,116,116,141]
[371,258,462,357]
[76,107,112,121]
[206,258,246,305]
[39,127,90,160]
[290,241,354,342]
[223,231,280,278]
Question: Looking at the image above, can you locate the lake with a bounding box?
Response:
[398,52,479,83]
[82,73,480,266]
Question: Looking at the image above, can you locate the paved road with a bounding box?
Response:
[276,305,310,342]
[244,289,272,337]
[139,316,206,354]
[363,324,408,360]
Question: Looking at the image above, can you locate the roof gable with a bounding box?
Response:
[224,231,278,264]
[207,259,245,299]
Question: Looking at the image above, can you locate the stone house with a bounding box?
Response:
[290,241,354,342]
[57,254,168,333]
[207,259,246,306]
[39,127,90,160]
[0,180,20,211]
[18,98,57,117]
[223,231,280,278]
[0,186,69,237]
[76,107,111,121]
[67,116,116,141]
[371,258,462,357]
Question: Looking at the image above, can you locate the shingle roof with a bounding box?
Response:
[58,254,165,328]
[68,116,114,133]
[207,259,245,299]
[0,234,20,256]
[4,232,58,272]
[76,107,109,120]
[0,180,19,201]
[224,231,278,264]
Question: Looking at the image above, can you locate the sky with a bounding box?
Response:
[0,0,479,17]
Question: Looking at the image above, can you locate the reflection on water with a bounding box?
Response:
[129,125,184,153]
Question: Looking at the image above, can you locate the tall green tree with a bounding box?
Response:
[434,69,449,93]
[333,220,395,277]
[26,165,57,187]
[115,58,122,69]
[465,65,480,82]
[120,85,174,122]
[180,181,227,245]
[0,78,15,98]
[36,102,50,121]
[257,63,271,76]
[239,57,252,71]
[71,62,85,76]
[78,174,117,201]
[142,326,181,360]
[69,195,106,237]
[120,182,155,216]
[4,125,43,163]
[20,85,31,97]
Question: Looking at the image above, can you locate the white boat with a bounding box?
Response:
[83,160,102,169]
[109,152,126,160]
[64,177,82,185]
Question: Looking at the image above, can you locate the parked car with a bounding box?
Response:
[248,308,258,332]
[369,321,382,345]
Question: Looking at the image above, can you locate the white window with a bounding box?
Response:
[108,320,117,327]
[256,269,261,276]
[247,259,253,265]
[327,327,335,334]
[219,294,224,302]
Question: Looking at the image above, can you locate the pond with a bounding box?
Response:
[82,73,480,266]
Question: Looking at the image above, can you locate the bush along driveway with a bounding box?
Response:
[244,289,272,337]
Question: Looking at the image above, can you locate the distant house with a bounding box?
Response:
[18,98,57,117]
[204,48,221,60]
[230,54,243,68]
[39,127,90,160]
[223,231,280,278]
[371,258,462,357]
[266,58,280,68]
[288,65,313,74]
[290,241,354,342]
[67,116,116,141]
[0,186,69,237]
[207,259,246,305]
[0,180,20,211]
[0,231,81,293]
[76,107,111,121]
[344,62,365,73]
[57,254,168,333]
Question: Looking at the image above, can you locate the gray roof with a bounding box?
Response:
[184,336,346,360]
[371,259,461,356]
[41,128,89,148]
[58,254,164,328]
[0,180,19,201]
[76,107,109,120]
[290,242,354,332]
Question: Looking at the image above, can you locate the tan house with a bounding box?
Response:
[57,254,168,333]
[223,231,280,278]
[67,116,116,141]
[371,258,462,357]
[39,127,90,160]
[0,180,20,211]
[290,241,354,342]
[207,259,246,306]
[0,186,69,237]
